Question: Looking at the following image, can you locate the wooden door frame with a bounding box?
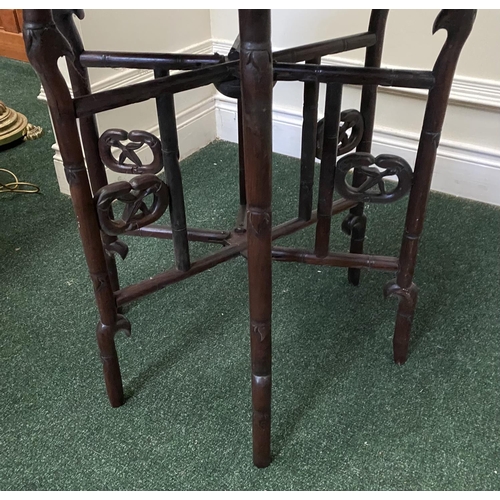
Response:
[0,9,28,62]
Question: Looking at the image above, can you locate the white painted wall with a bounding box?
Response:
[45,9,500,205]
[212,9,500,206]
[211,9,500,80]
[46,9,217,194]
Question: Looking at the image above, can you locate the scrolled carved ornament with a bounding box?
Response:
[316,109,364,159]
[95,174,169,236]
[98,129,163,175]
[335,152,413,204]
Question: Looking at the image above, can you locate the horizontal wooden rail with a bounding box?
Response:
[273,32,376,63]
[80,33,375,71]
[80,51,226,70]
[116,198,357,306]
[271,246,399,271]
[127,225,231,244]
[74,60,237,117]
[74,59,433,118]
[274,63,435,89]
[115,242,245,306]
[271,198,357,240]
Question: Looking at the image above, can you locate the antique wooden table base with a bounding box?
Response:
[24,9,476,467]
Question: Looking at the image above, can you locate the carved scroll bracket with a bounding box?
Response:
[99,129,163,175]
[248,209,272,239]
[23,10,82,79]
[95,174,169,236]
[335,152,413,204]
[97,315,132,342]
[251,320,270,342]
[383,279,418,311]
[316,109,364,159]
[341,213,367,241]
[104,239,129,260]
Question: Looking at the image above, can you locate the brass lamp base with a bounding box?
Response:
[0,100,42,147]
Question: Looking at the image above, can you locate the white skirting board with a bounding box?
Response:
[41,37,500,206]
[215,95,500,207]
[51,96,216,196]
[40,40,218,196]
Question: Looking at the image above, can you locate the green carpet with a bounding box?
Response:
[1,56,499,491]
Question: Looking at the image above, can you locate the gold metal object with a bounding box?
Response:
[0,100,42,146]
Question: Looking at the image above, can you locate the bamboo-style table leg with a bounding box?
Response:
[155,69,191,272]
[298,56,320,222]
[314,83,343,257]
[346,10,388,286]
[384,10,476,363]
[235,98,247,234]
[237,98,247,208]
[24,10,127,407]
[239,9,273,468]
[52,10,124,294]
